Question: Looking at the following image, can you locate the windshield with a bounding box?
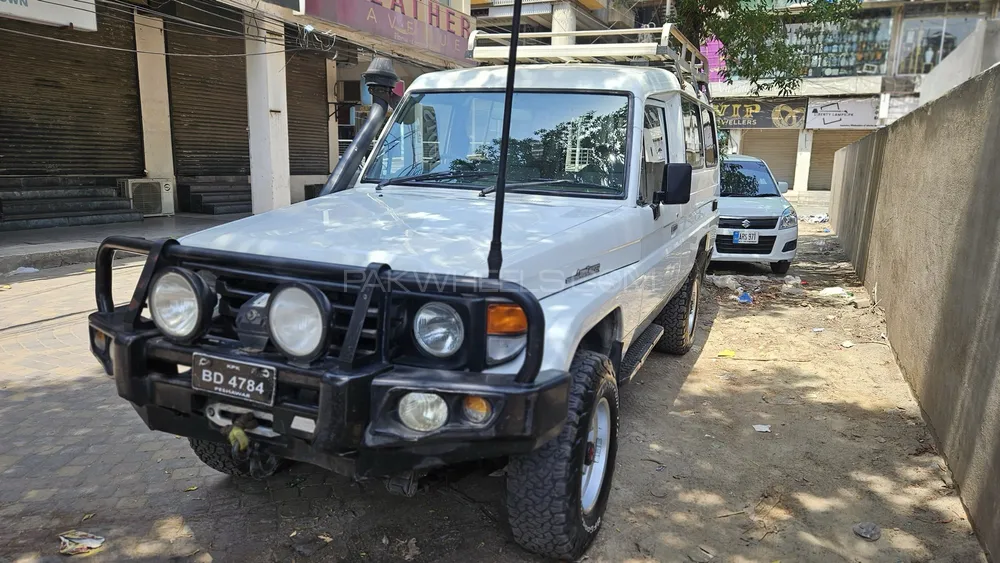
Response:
[363,91,630,197]
[720,160,781,197]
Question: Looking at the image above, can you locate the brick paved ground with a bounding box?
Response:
[0,263,524,563]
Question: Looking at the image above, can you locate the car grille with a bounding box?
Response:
[212,273,383,362]
[715,235,777,255]
[718,217,778,229]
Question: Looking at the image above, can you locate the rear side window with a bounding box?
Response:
[701,107,718,167]
[681,100,704,168]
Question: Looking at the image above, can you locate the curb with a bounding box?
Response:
[0,245,100,276]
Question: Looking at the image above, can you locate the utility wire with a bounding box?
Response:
[30,0,286,45]
[0,26,298,56]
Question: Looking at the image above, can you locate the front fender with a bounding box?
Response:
[484,262,645,377]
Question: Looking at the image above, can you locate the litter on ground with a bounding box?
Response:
[717,350,736,358]
[819,287,849,297]
[803,213,830,223]
[58,531,105,555]
[7,266,39,275]
[852,522,882,542]
[753,424,772,433]
[842,340,856,349]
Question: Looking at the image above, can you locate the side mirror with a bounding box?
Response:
[657,163,693,205]
[778,181,789,193]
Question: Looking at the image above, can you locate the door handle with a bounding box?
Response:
[671,224,678,234]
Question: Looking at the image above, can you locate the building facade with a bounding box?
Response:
[0,0,475,231]
[709,0,999,206]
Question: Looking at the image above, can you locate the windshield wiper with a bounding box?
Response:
[479,178,619,196]
[375,171,497,191]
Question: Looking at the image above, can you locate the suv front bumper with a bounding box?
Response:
[90,310,569,478]
[88,236,567,479]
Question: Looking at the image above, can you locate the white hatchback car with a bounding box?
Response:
[711,155,798,274]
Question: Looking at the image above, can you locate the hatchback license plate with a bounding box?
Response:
[733,231,759,245]
[191,353,276,406]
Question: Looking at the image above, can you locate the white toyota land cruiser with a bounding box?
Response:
[88,26,719,560]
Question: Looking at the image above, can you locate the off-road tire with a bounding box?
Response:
[654,256,705,355]
[505,350,620,560]
[771,260,791,275]
[188,438,287,479]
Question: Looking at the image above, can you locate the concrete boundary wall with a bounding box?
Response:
[830,64,1000,558]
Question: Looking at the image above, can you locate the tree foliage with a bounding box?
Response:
[668,0,862,95]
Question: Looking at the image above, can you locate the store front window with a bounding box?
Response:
[895,2,980,75]
[786,11,893,79]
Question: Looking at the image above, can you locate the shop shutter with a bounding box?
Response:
[0,9,143,176]
[285,31,330,175]
[166,8,250,176]
[739,129,799,189]
[808,130,872,191]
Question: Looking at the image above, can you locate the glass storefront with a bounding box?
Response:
[786,10,893,78]
[895,2,980,75]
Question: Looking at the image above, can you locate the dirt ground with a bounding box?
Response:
[582,223,985,563]
[0,224,986,562]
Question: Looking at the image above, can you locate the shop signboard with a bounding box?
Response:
[806,97,879,129]
[304,0,475,64]
[0,0,97,31]
[713,99,807,129]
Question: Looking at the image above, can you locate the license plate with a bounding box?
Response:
[191,353,276,406]
[732,231,759,244]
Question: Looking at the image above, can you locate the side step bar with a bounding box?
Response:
[619,323,664,384]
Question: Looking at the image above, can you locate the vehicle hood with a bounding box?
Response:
[180,187,629,298]
[717,195,793,217]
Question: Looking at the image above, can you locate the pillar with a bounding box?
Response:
[552,2,576,46]
[326,59,340,172]
[726,129,743,155]
[245,13,291,213]
[792,129,814,195]
[134,14,174,181]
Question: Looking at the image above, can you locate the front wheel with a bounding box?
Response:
[505,350,620,560]
[771,260,791,275]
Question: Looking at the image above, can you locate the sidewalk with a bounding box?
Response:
[0,213,246,275]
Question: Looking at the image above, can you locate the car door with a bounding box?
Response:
[636,102,678,320]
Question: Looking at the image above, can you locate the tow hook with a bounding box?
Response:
[220,412,279,479]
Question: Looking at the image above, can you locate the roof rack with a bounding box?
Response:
[467,25,711,95]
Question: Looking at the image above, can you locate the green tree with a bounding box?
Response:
[666,0,861,95]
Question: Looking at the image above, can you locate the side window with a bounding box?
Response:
[701,107,718,167]
[641,105,667,204]
[681,100,704,168]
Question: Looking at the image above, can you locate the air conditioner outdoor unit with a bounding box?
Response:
[117,178,175,217]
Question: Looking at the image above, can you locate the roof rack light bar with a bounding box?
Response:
[467,25,711,92]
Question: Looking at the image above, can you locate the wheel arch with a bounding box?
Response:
[576,308,623,372]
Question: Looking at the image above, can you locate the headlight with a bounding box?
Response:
[149,268,212,341]
[268,284,330,361]
[398,392,449,432]
[779,207,798,229]
[486,303,527,365]
[413,302,464,358]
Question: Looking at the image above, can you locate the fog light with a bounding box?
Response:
[462,396,492,424]
[397,392,448,432]
[93,330,108,352]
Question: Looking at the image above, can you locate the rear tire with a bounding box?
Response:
[771,261,791,275]
[188,438,287,479]
[505,350,619,560]
[654,257,705,355]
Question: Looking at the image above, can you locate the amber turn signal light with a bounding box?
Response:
[487,303,527,335]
